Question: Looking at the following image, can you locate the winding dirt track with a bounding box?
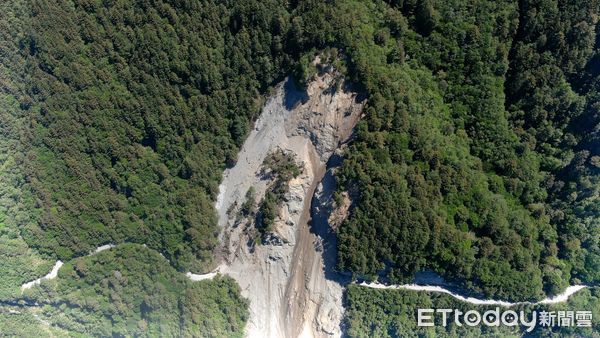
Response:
[357,282,588,307]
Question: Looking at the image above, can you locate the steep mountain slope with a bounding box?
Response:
[1,0,599,336]
[331,0,600,301]
[212,63,363,338]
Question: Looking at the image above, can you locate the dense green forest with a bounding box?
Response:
[1,0,599,335]
[0,245,248,337]
[11,0,314,272]
[0,0,309,335]
[0,311,70,337]
[0,0,57,301]
[22,244,248,337]
[331,0,600,301]
[345,285,600,337]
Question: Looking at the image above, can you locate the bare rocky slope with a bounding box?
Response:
[210,61,364,338]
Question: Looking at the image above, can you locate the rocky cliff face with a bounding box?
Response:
[213,61,364,338]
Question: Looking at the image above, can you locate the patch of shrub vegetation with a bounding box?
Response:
[255,150,301,236]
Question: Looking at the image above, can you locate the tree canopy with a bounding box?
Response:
[1,0,599,335]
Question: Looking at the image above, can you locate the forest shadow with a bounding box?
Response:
[309,153,352,286]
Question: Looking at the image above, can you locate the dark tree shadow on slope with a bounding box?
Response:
[283,77,309,110]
